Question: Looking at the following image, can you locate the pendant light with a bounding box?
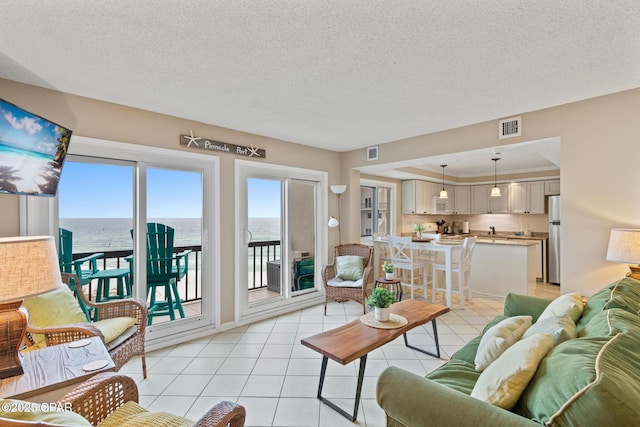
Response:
[491,158,501,197]
[439,165,448,199]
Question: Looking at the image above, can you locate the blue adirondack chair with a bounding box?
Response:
[58,227,105,319]
[129,223,192,325]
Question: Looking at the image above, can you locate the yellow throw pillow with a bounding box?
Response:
[93,317,137,344]
[22,287,89,346]
[0,399,91,426]
[336,256,364,280]
[97,401,193,427]
[471,333,554,409]
[475,315,532,371]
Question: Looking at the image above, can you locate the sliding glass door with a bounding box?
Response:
[57,149,213,340]
[236,160,326,321]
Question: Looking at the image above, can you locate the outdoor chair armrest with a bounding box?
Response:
[72,252,104,274]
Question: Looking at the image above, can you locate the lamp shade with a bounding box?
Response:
[606,229,640,264]
[0,236,63,302]
[330,185,347,195]
[328,216,340,228]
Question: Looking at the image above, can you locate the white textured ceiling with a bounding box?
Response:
[1,1,640,155]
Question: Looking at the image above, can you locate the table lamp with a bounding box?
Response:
[606,228,640,279]
[0,236,62,379]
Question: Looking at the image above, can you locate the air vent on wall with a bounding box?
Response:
[498,116,521,139]
[366,146,378,161]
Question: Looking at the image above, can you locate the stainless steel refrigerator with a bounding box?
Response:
[548,195,561,284]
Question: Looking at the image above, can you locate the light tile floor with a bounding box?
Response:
[120,284,559,426]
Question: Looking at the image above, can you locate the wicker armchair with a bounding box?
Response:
[25,272,148,378]
[1,372,245,426]
[322,243,373,314]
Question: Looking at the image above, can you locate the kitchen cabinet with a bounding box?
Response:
[510,181,545,214]
[545,179,560,195]
[453,186,470,214]
[471,184,509,214]
[402,180,439,214]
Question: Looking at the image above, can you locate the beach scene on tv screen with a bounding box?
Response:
[0,99,72,196]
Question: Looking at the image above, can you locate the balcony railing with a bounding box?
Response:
[72,240,281,301]
[248,240,281,290]
[72,245,202,303]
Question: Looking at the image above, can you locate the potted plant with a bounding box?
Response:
[382,262,395,280]
[414,223,424,239]
[367,287,396,322]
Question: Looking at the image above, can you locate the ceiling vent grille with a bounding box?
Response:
[498,116,521,139]
[366,146,378,161]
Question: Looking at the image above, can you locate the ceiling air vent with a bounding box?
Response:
[366,145,378,161]
[498,116,521,139]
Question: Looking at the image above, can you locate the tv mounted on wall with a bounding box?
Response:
[0,98,72,197]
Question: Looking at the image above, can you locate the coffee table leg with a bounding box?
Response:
[403,318,441,358]
[317,354,368,422]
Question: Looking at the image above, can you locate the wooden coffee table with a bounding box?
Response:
[301,299,449,421]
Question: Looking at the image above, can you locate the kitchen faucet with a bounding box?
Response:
[489,226,496,235]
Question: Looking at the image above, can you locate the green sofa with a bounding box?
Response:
[376,277,640,426]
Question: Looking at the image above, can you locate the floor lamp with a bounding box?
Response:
[0,236,62,378]
[329,185,347,245]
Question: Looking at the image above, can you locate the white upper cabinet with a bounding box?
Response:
[471,185,490,214]
[453,186,470,214]
[545,179,560,195]
[510,181,545,214]
[402,180,429,214]
[489,184,510,213]
[472,184,509,214]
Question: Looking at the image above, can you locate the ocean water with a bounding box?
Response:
[60,217,280,252]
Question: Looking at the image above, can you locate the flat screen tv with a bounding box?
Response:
[0,98,72,197]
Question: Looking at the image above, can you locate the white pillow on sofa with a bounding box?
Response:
[537,293,584,323]
[474,315,532,372]
[471,333,554,409]
[522,314,576,345]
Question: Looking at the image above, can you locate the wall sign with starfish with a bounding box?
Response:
[180,129,266,159]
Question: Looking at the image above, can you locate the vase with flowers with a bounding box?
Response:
[382,262,395,280]
[414,223,425,239]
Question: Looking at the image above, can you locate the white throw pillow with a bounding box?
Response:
[474,315,532,372]
[522,314,576,345]
[538,293,584,323]
[471,333,554,409]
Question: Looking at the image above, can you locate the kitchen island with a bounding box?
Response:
[471,238,541,298]
[371,236,544,302]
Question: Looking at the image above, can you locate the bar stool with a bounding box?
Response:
[388,236,429,299]
[432,236,477,308]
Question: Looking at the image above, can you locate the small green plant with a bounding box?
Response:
[367,287,396,308]
[414,223,424,232]
[382,262,395,273]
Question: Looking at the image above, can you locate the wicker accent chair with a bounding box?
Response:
[322,243,373,314]
[24,272,148,378]
[0,372,246,426]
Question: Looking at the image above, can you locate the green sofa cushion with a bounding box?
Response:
[425,359,480,396]
[579,308,640,338]
[515,312,640,425]
[578,277,640,331]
